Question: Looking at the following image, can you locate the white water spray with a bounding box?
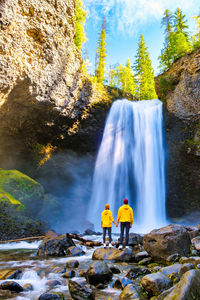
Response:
[88,99,167,233]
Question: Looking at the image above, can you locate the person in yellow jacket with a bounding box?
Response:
[116,198,133,249]
[101,204,116,248]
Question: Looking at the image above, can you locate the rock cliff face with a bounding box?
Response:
[0,0,111,170]
[155,48,200,219]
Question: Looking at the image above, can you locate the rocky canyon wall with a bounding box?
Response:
[155,48,200,219]
[0,0,111,172]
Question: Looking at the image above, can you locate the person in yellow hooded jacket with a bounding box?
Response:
[101,204,116,248]
[116,198,133,249]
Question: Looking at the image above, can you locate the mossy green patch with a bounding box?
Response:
[0,169,45,216]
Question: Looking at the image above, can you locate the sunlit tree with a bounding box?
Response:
[134,35,157,100]
[95,17,107,84]
[74,0,87,50]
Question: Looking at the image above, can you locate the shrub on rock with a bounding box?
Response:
[143,224,191,262]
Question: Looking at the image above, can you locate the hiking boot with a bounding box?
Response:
[109,243,113,248]
[103,243,107,249]
[118,245,123,250]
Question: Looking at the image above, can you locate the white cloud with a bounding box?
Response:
[84,0,199,35]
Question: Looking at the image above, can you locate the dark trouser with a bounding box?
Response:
[120,222,130,246]
[103,227,112,243]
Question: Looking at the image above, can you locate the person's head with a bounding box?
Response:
[123,198,128,205]
[105,204,109,210]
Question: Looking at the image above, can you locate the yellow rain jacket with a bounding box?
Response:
[117,205,134,225]
[101,210,114,228]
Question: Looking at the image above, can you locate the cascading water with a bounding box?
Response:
[88,99,167,233]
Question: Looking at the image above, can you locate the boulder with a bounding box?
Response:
[141,272,171,296]
[62,270,76,278]
[184,226,200,239]
[67,246,85,257]
[110,265,121,274]
[92,247,135,262]
[119,233,143,246]
[66,259,79,268]
[38,293,64,300]
[143,224,191,262]
[7,270,22,279]
[135,251,149,262]
[46,280,61,288]
[156,287,175,300]
[83,229,96,235]
[0,269,22,280]
[160,264,182,277]
[0,281,24,293]
[179,256,200,266]
[163,270,200,300]
[166,253,180,263]
[179,264,195,275]
[37,233,75,256]
[85,261,112,285]
[191,236,200,251]
[114,277,133,289]
[119,283,140,299]
[126,266,151,279]
[68,279,94,300]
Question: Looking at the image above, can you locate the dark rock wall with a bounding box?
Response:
[156,48,200,219]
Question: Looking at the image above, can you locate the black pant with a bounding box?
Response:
[103,227,112,243]
[120,222,130,246]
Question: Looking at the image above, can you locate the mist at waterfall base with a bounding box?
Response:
[88,99,168,233]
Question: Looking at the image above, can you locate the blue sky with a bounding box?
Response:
[83,0,199,76]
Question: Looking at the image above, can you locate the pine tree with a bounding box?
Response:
[134,35,157,100]
[74,0,87,50]
[95,18,107,84]
[109,65,115,87]
[115,59,136,96]
[174,8,189,37]
[159,9,173,70]
[192,14,200,49]
[159,8,191,72]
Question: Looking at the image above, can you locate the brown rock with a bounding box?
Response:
[143,224,191,262]
[92,247,135,262]
[141,272,171,296]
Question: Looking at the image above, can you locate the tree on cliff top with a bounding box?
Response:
[159,8,191,72]
[134,34,157,100]
[114,59,136,96]
[192,14,200,49]
[95,17,107,84]
[74,0,87,50]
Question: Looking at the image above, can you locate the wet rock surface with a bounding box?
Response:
[141,272,171,296]
[0,280,24,292]
[143,224,191,261]
[85,261,113,285]
[68,279,94,300]
[92,247,135,262]
[37,233,75,256]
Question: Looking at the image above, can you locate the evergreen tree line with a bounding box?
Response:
[159,8,200,71]
[74,1,200,99]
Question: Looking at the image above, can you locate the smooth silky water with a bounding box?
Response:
[89,99,168,233]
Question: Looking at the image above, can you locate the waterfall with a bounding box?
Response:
[88,99,167,233]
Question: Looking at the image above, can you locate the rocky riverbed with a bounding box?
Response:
[1,224,200,300]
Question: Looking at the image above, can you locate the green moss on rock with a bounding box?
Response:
[0,169,44,216]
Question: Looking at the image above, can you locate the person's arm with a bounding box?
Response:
[101,212,103,228]
[116,208,121,227]
[111,212,116,226]
[130,208,133,227]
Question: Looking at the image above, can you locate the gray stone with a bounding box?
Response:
[92,247,135,262]
[114,277,133,289]
[85,261,112,285]
[38,293,64,300]
[163,270,200,300]
[141,272,171,296]
[66,259,79,268]
[67,246,85,257]
[143,224,191,262]
[126,266,151,279]
[179,256,200,266]
[191,236,200,251]
[179,263,195,275]
[160,264,182,277]
[135,251,149,262]
[68,279,94,300]
[119,283,140,299]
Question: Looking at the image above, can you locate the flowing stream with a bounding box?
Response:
[89,99,167,233]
